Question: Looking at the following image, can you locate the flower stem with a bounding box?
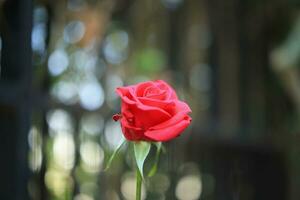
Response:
[136,169,142,200]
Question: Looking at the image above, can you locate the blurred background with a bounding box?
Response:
[1,0,300,199]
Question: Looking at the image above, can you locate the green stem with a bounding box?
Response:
[136,169,142,200]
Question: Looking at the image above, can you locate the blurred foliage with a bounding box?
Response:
[133,48,166,74]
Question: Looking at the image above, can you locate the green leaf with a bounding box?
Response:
[134,141,151,179]
[154,142,162,151]
[104,138,126,171]
[148,142,162,177]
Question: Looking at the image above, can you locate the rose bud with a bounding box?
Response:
[114,80,192,142]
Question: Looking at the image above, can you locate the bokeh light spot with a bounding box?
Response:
[48,49,69,76]
[80,141,104,173]
[53,134,75,170]
[121,172,146,200]
[104,120,125,150]
[80,114,104,136]
[79,81,105,110]
[51,80,78,105]
[175,175,202,200]
[46,109,74,136]
[103,30,129,64]
[64,20,85,44]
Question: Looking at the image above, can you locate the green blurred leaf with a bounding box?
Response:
[134,48,166,74]
[104,138,126,171]
[134,141,151,179]
[148,142,162,177]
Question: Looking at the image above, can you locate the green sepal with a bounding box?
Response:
[104,138,126,171]
[134,141,151,179]
[148,142,162,177]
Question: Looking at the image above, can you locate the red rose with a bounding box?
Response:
[113,80,192,142]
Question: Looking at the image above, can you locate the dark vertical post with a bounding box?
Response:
[206,0,241,137]
[0,0,32,199]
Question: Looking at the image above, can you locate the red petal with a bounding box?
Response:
[145,115,192,142]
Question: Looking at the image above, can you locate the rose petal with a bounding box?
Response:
[116,87,136,104]
[126,87,172,116]
[154,80,177,100]
[116,87,172,128]
[135,81,154,97]
[148,110,188,130]
[143,85,167,100]
[127,103,171,128]
[145,115,192,141]
[138,97,176,114]
[176,101,192,113]
[120,118,147,141]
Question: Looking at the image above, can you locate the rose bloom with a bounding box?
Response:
[113,80,192,142]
